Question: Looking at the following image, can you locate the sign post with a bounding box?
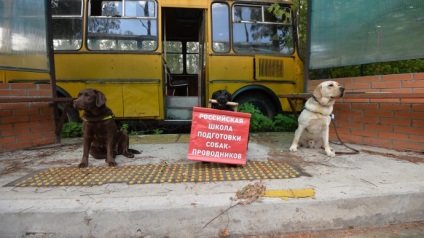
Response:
[188,107,251,165]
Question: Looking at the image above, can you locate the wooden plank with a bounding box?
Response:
[0,97,74,103]
[278,92,424,119]
[278,92,424,100]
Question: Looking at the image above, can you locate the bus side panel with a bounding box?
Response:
[208,55,254,81]
[123,83,160,118]
[54,54,162,81]
[3,70,50,82]
[207,55,304,111]
[56,54,163,119]
[59,82,85,97]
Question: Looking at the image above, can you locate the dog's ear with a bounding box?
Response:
[227,93,233,102]
[94,90,107,107]
[313,84,323,99]
[225,91,232,100]
[212,90,220,99]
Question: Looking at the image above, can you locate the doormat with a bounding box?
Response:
[5,161,306,187]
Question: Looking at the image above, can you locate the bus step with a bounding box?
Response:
[165,107,193,120]
[165,96,198,120]
[165,96,198,107]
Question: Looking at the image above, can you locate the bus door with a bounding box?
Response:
[197,9,206,110]
[162,7,205,122]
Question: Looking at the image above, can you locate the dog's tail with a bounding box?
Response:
[129,148,141,154]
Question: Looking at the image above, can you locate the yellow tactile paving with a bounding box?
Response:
[6,161,305,187]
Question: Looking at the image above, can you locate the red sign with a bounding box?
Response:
[187,107,251,165]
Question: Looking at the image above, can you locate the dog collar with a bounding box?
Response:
[82,114,115,122]
[312,96,323,105]
[303,107,330,117]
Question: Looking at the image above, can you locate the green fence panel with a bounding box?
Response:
[309,0,424,69]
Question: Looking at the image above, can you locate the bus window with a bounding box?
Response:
[211,2,230,53]
[52,0,83,50]
[186,42,199,74]
[164,41,199,74]
[164,41,183,74]
[87,0,158,51]
[232,3,293,54]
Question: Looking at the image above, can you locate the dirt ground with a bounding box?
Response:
[251,221,424,238]
[252,132,424,167]
[0,138,82,176]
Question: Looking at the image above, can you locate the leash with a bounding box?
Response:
[300,98,359,155]
[330,115,360,155]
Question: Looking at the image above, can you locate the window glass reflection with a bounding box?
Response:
[52,0,83,50]
[52,0,82,15]
[232,4,293,54]
[88,0,158,51]
[187,41,199,74]
[164,41,183,73]
[233,5,261,22]
[125,1,156,17]
[211,3,230,52]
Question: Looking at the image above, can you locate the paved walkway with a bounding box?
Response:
[0,133,423,237]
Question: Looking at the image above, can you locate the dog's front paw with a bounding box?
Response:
[325,149,336,157]
[123,152,134,158]
[289,145,298,152]
[107,161,117,167]
[78,162,88,168]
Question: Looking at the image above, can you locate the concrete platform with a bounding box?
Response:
[0,132,423,237]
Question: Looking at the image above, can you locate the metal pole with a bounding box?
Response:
[304,0,313,93]
[45,0,61,142]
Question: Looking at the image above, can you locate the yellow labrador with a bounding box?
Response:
[289,81,345,157]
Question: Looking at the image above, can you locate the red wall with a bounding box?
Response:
[0,83,57,152]
[310,73,424,152]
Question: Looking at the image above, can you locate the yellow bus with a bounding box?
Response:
[1,0,304,122]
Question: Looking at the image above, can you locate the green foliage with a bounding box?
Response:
[121,121,164,135]
[121,122,130,134]
[268,3,291,22]
[294,0,308,59]
[239,103,298,132]
[60,121,164,138]
[269,1,308,58]
[362,59,424,76]
[239,103,274,132]
[60,108,297,138]
[272,114,298,132]
[60,122,83,138]
[152,128,164,135]
[313,59,424,79]
[121,122,141,135]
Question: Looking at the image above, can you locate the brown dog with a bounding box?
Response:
[73,88,140,168]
